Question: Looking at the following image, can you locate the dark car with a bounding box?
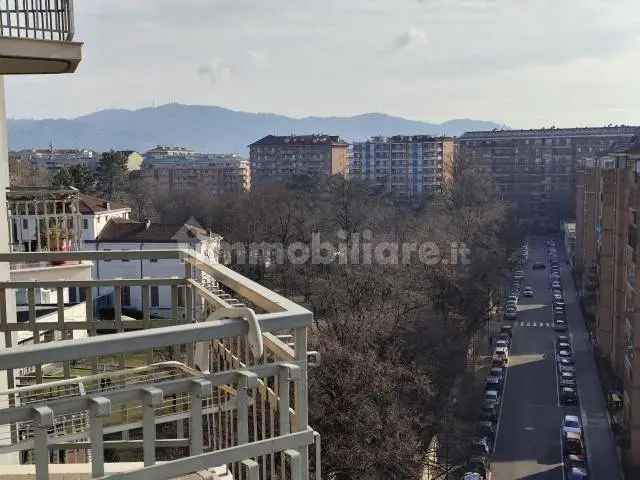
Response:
[471,437,491,457]
[500,325,513,338]
[561,387,578,405]
[481,400,498,422]
[563,431,585,456]
[478,421,496,444]
[486,376,502,394]
[532,262,546,270]
[554,322,568,332]
[489,367,504,381]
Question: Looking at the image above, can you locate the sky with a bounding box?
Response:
[5,0,640,128]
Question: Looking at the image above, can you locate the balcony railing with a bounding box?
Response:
[0,248,319,480]
[0,0,74,41]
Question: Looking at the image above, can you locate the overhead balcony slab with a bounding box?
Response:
[0,37,82,74]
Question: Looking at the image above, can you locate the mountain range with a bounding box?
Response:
[7,103,506,154]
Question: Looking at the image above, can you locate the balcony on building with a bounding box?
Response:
[0,0,82,74]
[0,247,319,480]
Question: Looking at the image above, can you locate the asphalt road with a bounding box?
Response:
[492,236,620,480]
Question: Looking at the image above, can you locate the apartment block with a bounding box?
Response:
[140,146,250,194]
[350,135,454,199]
[575,140,640,473]
[249,134,348,186]
[12,148,99,173]
[458,127,640,229]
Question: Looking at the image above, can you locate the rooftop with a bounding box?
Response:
[250,134,348,147]
[459,126,640,140]
[79,194,129,215]
[354,135,453,144]
[93,218,210,243]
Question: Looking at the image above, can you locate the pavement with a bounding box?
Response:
[491,236,620,480]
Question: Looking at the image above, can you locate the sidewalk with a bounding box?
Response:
[565,262,623,479]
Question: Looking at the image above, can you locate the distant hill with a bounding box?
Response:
[7,103,506,154]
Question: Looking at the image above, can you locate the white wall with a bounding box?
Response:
[81,209,130,245]
[92,238,219,315]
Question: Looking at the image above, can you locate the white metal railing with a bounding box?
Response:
[0,248,318,480]
[0,0,75,41]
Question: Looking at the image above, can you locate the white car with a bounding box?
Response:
[562,414,582,436]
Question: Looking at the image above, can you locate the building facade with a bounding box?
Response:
[12,148,98,173]
[458,127,640,230]
[350,135,454,199]
[140,146,250,194]
[575,141,640,474]
[87,218,221,315]
[249,134,348,186]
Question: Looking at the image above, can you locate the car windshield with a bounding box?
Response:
[565,419,580,428]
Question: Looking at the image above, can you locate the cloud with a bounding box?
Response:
[390,27,428,51]
[197,61,232,85]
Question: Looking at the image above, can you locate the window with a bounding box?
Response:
[150,258,158,263]
[22,219,28,230]
[122,286,131,306]
[69,287,77,303]
[151,286,159,307]
[83,219,89,230]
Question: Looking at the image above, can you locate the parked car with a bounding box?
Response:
[556,335,570,346]
[551,281,562,289]
[523,287,534,297]
[560,387,578,405]
[495,347,509,361]
[562,414,583,436]
[500,325,513,338]
[485,390,500,404]
[558,360,576,373]
[563,431,585,456]
[486,377,502,394]
[560,371,576,383]
[554,321,568,332]
[481,401,498,422]
[489,367,504,380]
[471,437,491,457]
[565,453,587,472]
[496,333,511,347]
[478,421,496,446]
[557,350,573,360]
[495,340,510,352]
[566,466,589,479]
[557,342,572,353]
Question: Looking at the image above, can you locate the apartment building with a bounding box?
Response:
[249,134,348,186]
[140,146,250,193]
[350,135,454,199]
[575,140,640,473]
[458,126,640,229]
[12,148,98,173]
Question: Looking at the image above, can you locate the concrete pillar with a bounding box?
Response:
[0,76,19,465]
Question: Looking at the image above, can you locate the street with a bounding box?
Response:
[492,237,620,480]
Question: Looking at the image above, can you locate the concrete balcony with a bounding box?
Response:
[0,249,319,480]
[0,0,82,74]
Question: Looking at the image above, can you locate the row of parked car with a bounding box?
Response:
[461,324,515,480]
[504,240,534,322]
[544,239,589,479]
